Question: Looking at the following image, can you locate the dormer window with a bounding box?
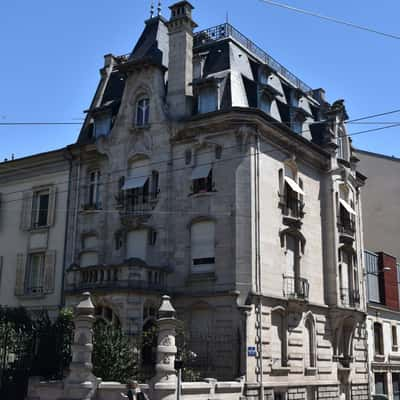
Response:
[198,86,218,114]
[136,98,150,126]
[259,95,271,114]
[94,114,111,137]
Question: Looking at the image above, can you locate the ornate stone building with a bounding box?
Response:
[61,1,368,399]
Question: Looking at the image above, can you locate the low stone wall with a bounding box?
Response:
[27,379,244,400]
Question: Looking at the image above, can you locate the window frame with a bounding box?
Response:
[26,252,46,295]
[190,220,216,274]
[374,322,384,356]
[136,97,150,127]
[88,170,102,209]
[31,189,50,228]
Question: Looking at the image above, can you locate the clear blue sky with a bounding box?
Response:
[0,0,399,160]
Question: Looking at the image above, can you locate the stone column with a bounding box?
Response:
[152,295,179,400]
[62,292,99,400]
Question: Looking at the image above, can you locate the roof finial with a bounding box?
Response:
[157,0,162,16]
[150,0,155,18]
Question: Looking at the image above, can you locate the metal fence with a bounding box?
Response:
[194,23,315,97]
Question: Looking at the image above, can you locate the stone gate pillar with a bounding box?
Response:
[152,295,179,400]
[62,292,99,400]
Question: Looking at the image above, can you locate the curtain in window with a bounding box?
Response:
[199,87,218,114]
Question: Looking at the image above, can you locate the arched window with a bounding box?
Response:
[191,220,215,273]
[304,316,316,369]
[136,98,150,126]
[271,309,287,368]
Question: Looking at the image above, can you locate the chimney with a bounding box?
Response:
[166,1,198,119]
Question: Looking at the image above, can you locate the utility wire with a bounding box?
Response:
[0,118,398,209]
[0,108,399,198]
[258,0,400,40]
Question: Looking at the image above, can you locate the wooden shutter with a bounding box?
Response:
[47,186,57,226]
[44,250,56,294]
[20,191,32,231]
[15,253,26,296]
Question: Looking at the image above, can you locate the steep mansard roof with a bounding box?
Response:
[78,19,334,146]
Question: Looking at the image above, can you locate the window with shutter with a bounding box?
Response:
[15,253,26,296]
[26,253,45,295]
[20,191,33,231]
[191,221,215,273]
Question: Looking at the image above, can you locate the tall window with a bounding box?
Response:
[271,310,287,367]
[374,322,384,355]
[304,317,316,368]
[27,253,45,294]
[338,185,356,234]
[136,98,150,126]
[191,221,215,273]
[375,373,387,397]
[126,229,148,261]
[393,326,398,352]
[339,248,359,307]
[88,170,102,209]
[191,149,214,194]
[122,159,155,212]
[280,164,304,219]
[198,86,218,114]
[32,189,50,228]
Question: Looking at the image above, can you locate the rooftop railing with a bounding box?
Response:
[194,23,315,98]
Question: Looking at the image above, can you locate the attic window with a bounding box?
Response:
[198,86,218,114]
[136,98,150,126]
[94,114,111,137]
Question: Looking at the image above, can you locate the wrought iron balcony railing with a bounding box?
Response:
[283,276,309,301]
[194,23,315,98]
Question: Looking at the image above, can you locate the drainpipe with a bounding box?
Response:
[60,147,73,307]
[253,133,264,400]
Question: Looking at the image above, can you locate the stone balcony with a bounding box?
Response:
[65,260,169,294]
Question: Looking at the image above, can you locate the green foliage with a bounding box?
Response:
[92,320,139,383]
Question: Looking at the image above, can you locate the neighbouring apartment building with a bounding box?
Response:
[355,150,400,262]
[0,149,70,318]
[60,2,369,399]
[366,250,400,400]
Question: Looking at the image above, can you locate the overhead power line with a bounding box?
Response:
[258,0,400,40]
[0,115,399,208]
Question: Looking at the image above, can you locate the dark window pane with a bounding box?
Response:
[37,194,49,226]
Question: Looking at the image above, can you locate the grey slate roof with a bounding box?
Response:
[129,16,169,68]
